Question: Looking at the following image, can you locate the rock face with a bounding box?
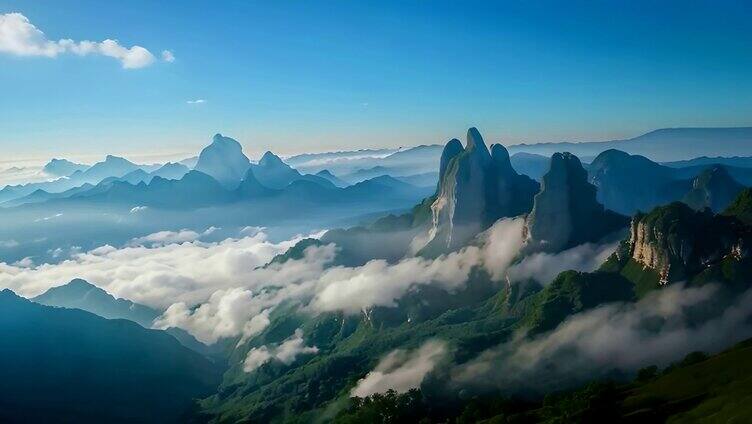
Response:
[626,201,752,283]
[419,128,539,255]
[682,166,744,212]
[194,134,251,188]
[525,152,628,253]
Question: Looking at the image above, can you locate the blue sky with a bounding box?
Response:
[1,0,751,162]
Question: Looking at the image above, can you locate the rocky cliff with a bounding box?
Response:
[419,128,538,256]
[525,152,628,253]
[626,201,752,284]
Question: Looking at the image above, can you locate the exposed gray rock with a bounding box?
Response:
[419,128,539,256]
[525,152,628,253]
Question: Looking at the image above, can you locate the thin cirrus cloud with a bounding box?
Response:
[161,49,175,62]
[0,12,172,69]
[186,99,206,104]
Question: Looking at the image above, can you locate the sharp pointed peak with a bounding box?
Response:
[67,278,95,288]
[465,127,491,159]
[259,151,285,166]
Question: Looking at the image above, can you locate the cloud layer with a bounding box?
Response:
[243,329,319,372]
[0,229,308,309]
[453,283,752,394]
[351,340,447,397]
[0,218,527,343]
[508,241,618,284]
[0,13,166,68]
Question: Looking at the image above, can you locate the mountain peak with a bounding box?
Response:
[418,128,538,256]
[438,138,464,181]
[525,151,627,253]
[0,288,19,300]
[259,151,285,167]
[211,133,243,148]
[32,279,160,328]
[194,133,250,188]
[42,158,88,177]
[104,155,131,163]
[249,152,301,189]
[67,278,96,289]
[683,165,744,212]
[490,143,515,176]
[466,127,491,162]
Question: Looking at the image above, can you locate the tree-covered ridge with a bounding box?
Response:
[335,338,752,423]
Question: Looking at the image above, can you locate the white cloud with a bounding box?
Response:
[34,212,62,222]
[274,329,319,364]
[13,257,33,268]
[0,12,160,69]
[508,241,618,284]
[310,218,525,314]
[154,288,272,344]
[0,219,525,343]
[351,340,447,397]
[243,346,272,373]
[129,205,148,214]
[453,283,752,394]
[0,165,53,186]
[0,239,20,248]
[243,329,319,372]
[130,229,201,246]
[0,230,310,309]
[161,49,175,62]
[128,227,221,246]
[186,99,206,105]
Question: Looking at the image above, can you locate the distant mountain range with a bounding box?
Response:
[0,155,187,205]
[42,158,88,176]
[507,127,752,162]
[589,149,752,215]
[4,127,752,207]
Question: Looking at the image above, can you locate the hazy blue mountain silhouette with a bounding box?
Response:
[0,289,220,423]
[589,149,750,215]
[42,158,88,177]
[508,127,752,162]
[315,169,349,187]
[32,279,159,328]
